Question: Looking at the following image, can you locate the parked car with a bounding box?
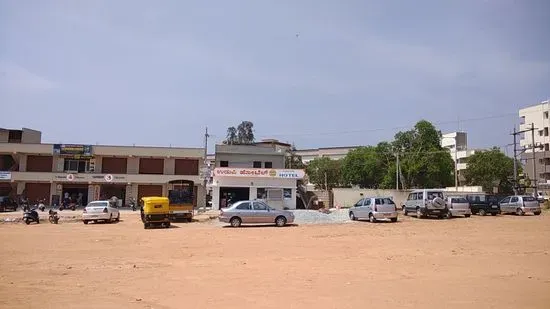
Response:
[0,196,18,212]
[349,197,398,222]
[535,191,549,203]
[402,189,448,219]
[219,200,294,227]
[466,194,501,216]
[82,200,120,224]
[498,195,541,216]
[445,196,471,218]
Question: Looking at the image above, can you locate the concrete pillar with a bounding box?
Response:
[124,184,133,205]
[127,157,139,174]
[18,154,27,172]
[164,158,175,175]
[52,156,64,172]
[93,156,102,173]
[211,186,220,210]
[17,182,25,195]
[195,184,206,208]
[88,185,95,203]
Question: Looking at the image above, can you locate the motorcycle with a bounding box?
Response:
[23,208,40,225]
[21,201,30,212]
[48,209,59,224]
[59,202,76,211]
[129,199,136,211]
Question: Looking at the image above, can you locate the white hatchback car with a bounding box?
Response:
[82,200,120,224]
[349,197,398,223]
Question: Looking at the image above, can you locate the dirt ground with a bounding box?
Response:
[1,212,549,309]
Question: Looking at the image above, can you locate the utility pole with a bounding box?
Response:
[512,127,518,194]
[454,135,458,192]
[202,127,209,212]
[531,123,538,197]
[324,172,328,192]
[395,152,400,190]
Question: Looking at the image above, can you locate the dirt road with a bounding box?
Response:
[1,212,549,309]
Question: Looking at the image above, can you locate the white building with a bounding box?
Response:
[296,146,359,164]
[519,100,550,185]
[441,132,476,184]
[209,143,304,210]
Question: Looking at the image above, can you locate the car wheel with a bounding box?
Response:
[275,216,287,227]
[534,211,541,216]
[516,208,524,216]
[490,212,496,216]
[108,214,113,223]
[83,220,89,225]
[349,212,356,221]
[465,214,471,218]
[164,222,171,228]
[403,207,408,216]
[369,213,376,223]
[230,217,242,227]
[446,211,453,219]
[478,209,486,216]
[115,213,120,222]
[25,218,30,225]
[416,208,423,219]
[390,217,397,223]
[144,223,149,229]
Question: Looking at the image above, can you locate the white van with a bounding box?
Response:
[403,189,449,219]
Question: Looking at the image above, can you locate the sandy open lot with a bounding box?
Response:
[1,211,549,309]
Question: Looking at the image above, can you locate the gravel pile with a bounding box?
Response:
[291,209,350,225]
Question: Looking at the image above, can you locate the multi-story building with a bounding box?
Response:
[0,128,206,207]
[441,132,476,184]
[295,146,359,164]
[519,100,550,185]
[209,143,304,210]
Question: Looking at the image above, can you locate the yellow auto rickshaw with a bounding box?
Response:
[140,196,171,229]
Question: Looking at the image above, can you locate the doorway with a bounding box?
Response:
[62,184,89,206]
[100,184,126,206]
[219,187,250,208]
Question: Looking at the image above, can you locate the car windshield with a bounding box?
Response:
[451,197,468,203]
[87,201,108,207]
[523,196,537,202]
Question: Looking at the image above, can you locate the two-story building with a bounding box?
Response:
[0,128,206,208]
[209,143,305,210]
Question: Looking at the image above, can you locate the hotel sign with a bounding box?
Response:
[213,168,304,179]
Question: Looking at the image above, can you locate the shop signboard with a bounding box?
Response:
[213,168,304,179]
[0,171,11,180]
[53,144,93,158]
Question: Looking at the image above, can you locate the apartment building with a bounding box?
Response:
[519,100,550,185]
[296,146,359,163]
[441,132,476,184]
[0,128,206,207]
[209,143,304,210]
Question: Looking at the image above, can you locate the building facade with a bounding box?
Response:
[0,128,206,207]
[441,132,476,184]
[209,144,304,210]
[519,100,550,186]
[295,146,359,164]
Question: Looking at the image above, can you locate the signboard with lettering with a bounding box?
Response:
[53,144,93,158]
[0,172,11,180]
[213,168,304,179]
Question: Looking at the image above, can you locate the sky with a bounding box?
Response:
[1,0,549,154]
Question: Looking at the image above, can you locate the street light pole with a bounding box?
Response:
[454,137,458,192]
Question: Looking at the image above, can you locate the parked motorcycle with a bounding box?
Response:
[129,198,136,211]
[48,209,59,224]
[21,201,30,212]
[23,208,40,225]
[59,202,76,211]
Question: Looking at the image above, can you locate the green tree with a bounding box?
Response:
[305,157,343,190]
[341,146,383,188]
[285,145,305,169]
[223,121,255,145]
[392,120,454,189]
[463,148,518,194]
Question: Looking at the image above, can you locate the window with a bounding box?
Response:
[220,161,229,167]
[364,199,371,206]
[64,159,90,173]
[283,188,292,200]
[451,197,468,203]
[264,161,273,168]
[510,197,519,203]
[500,197,511,204]
[539,130,544,136]
[354,199,364,207]
[545,127,549,136]
[267,189,282,201]
[383,198,395,205]
[546,144,550,151]
[253,202,268,211]
[236,202,251,210]
[375,198,383,205]
[253,161,262,168]
[417,192,424,200]
[427,191,444,199]
[545,111,549,119]
[408,193,416,200]
[257,188,267,199]
[523,196,537,202]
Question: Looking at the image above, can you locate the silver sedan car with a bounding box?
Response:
[219,200,295,227]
